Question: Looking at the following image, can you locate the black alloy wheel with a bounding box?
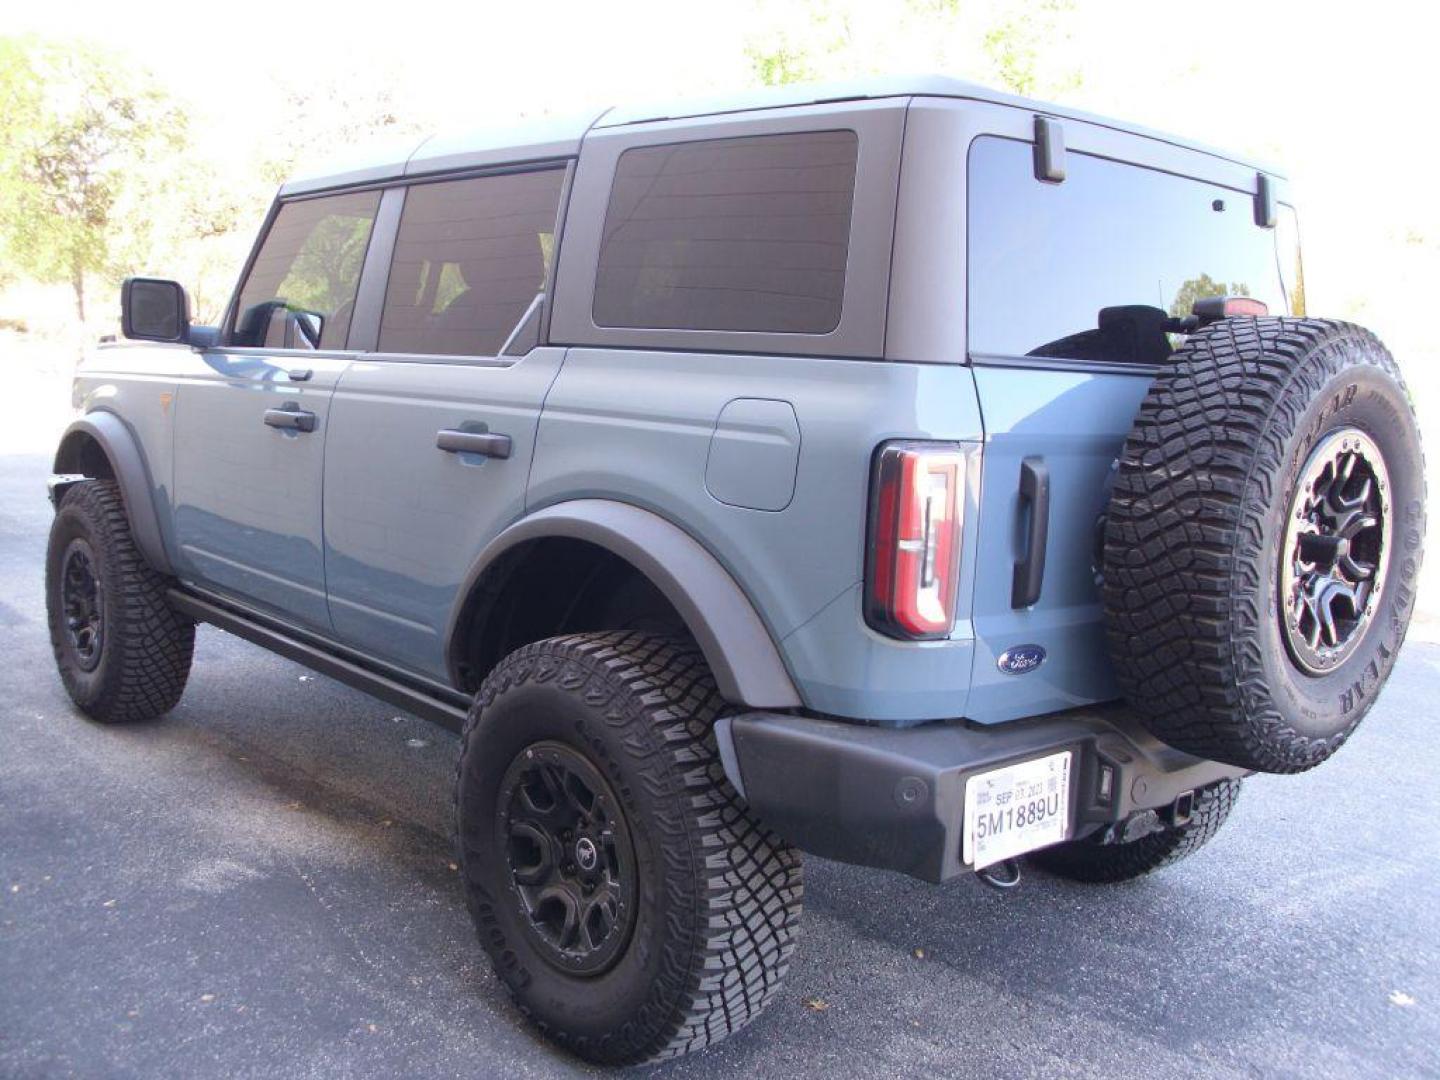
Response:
[46,479,195,722]
[1103,317,1424,773]
[454,632,804,1065]
[60,537,104,671]
[1280,427,1390,674]
[497,741,637,976]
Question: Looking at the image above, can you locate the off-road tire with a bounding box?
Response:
[46,480,195,722]
[1104,318,1425,773]
[1030,779,1241,883]
[453,631,803,1065]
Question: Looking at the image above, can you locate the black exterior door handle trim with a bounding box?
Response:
[264,407,317,433]
[1011,456,1050,608]
[436,429,511,459]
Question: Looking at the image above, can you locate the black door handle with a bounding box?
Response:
[264,407,317,433]
[436,429,511,459]
[1011,456,1050,608]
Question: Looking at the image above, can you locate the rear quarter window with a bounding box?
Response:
[592,130,858,334]
[967,136,1287,365]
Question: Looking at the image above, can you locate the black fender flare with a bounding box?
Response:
[444,500,802,709]
[51,412,174,577]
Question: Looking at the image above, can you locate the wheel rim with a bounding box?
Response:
[60,538,104,672]
[1280,428,1391,675]
[496,742,637,976]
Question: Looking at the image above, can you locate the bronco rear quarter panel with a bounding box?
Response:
[541,97,992,723]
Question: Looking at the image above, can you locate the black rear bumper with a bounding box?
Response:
[714,707,1247,883]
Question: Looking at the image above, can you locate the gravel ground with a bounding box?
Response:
[2,445,1438,1078]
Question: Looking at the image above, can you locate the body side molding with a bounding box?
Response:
[444,500,803,709]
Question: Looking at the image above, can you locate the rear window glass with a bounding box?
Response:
[379,169,564,357]
[232,190,381,349]
[593,130,858,334]
[967,136,1286,365]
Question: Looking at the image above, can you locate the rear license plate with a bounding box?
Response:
[963,751,1073,870]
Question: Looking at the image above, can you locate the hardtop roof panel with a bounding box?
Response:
[279,74,1280,196]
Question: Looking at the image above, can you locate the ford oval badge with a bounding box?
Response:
[997,644,1046,675]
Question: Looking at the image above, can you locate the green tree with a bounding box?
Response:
[257,77,424,188]
[743,0,1082,97]
[744,1,855,87]
[747,43,823,87]
[978,0,1080,97]
[0,37,185,321]
[1169,273,1251,317]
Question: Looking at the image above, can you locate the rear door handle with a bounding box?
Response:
[436,429,511,459]
[1011,456,1050,608]
[264,407,317,433]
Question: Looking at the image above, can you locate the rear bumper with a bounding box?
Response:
[714,707,1247,883]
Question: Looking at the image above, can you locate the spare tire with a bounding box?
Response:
[1103,318,1425,773]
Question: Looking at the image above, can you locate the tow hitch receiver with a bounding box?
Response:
[1098,789,1197,845]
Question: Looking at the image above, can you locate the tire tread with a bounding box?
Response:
[453,631,802,1065]
[47,480,193,722]
[1103,317,1421,772]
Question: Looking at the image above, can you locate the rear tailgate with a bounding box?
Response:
[965,366,1151,722]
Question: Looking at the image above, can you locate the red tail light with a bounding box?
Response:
[1192,295,1269,323]
[866,442,965,640]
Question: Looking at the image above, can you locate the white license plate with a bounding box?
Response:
[963,751,1073,870]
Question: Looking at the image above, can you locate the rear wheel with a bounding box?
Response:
[1030,779,1241,883]
[45,480,194,722]
[453,632,803,1065]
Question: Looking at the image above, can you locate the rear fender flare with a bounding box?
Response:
[444,500,802,709]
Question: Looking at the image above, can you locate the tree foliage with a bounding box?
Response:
[1169,273,1251,318]
[743,0,1082,98]
[0,38,184,320]
[0,37,422,326]
[978,0,1080,98]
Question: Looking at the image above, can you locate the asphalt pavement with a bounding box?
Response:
[2,446,1438,1079]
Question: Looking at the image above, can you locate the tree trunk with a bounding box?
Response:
[71,261,86,323]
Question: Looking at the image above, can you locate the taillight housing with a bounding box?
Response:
[865,441,966,640]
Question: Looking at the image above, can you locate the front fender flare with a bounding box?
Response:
[51,412,174,576]
[444,500,802,709]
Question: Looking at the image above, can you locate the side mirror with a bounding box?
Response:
[121,277,190,343]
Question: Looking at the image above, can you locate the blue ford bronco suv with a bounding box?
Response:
[46,76,1425,1063]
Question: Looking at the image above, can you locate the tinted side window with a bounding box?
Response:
[593,130,858,334]
[232,190,380,349]
[378,169,564,357]
[967,137,1286,365]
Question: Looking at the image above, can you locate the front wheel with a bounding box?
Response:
[453,632,803,1065]
[45,479,195,722]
